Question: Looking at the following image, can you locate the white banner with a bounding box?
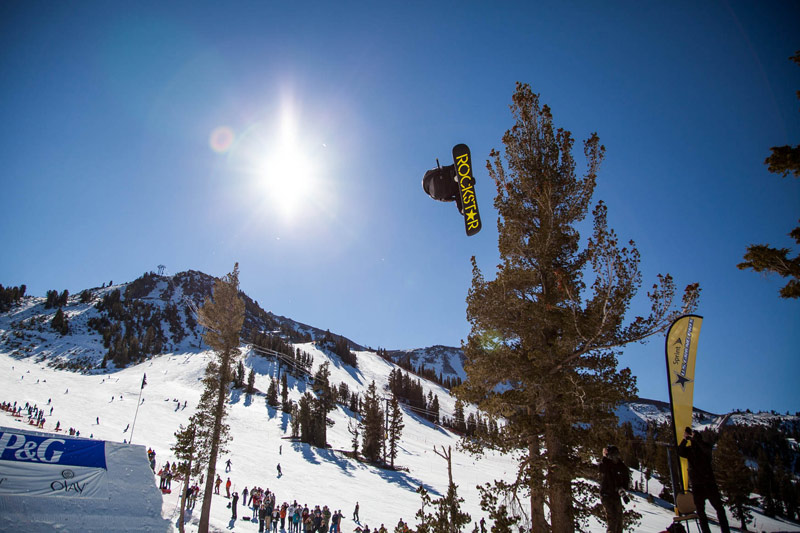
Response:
[0,461,108,497]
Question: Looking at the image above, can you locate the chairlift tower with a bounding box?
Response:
[157,264,166,276]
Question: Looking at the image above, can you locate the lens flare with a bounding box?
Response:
[209,126,235,153]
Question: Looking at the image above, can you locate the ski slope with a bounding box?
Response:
[1,347,798,533]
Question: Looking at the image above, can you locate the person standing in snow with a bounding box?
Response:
[272,506,281,532]
[215,474,222,494]
[678,428,731,533]
[232,491,239,519]
[322,505,332,533]
[259,502,269,533]
[599,445,629,533]
[353,502,359,522]
[277,463,282,477]
[226,458,232,472]
[225,476,232,498]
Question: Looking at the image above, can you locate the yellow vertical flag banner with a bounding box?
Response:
[664,314,703,492]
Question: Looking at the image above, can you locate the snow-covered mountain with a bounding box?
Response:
[2,271,796,430]
[617,398,800,437]
[383,346,466,384]
[0,271,366,371]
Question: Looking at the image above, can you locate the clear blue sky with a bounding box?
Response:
[1,1,798,415]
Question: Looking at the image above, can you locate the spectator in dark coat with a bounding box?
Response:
[599,445,630,533]
[232,491,239,519]
[678,428,731,533]
[259,502,270,533]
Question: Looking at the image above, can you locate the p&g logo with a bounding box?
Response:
[0,432,66,463]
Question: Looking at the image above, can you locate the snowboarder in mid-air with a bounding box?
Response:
[422,144,482,237]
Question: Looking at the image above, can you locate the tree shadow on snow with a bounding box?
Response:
[291,441,434,495]
[230,388,243,405]
[324,350,367,387]
[264,398,280,420]
[374,464,439,496]
[401,405,449,436]
[293,441,321,466]
[279,410,291,433]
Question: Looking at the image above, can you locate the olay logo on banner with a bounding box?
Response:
[50,469,87,494]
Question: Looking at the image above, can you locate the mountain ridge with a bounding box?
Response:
[1,271,796,426]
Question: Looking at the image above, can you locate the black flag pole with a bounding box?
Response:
[129,373,147,444]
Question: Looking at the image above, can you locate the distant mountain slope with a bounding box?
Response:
[617,398,800,437]
[3,269,796,434]
[0,270,364,371]
[383,345,466,384]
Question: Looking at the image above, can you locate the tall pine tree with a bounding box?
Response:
[361,380,384,463]
[714,430,756,531]
[387,394,405,468]
[310,361,336,448]
[195,264,245,533]
[456,83,700,532]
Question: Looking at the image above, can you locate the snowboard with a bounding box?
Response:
[452,144,482,236]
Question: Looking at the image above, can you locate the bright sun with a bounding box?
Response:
[256,135,315,218]
[241,101,323,223]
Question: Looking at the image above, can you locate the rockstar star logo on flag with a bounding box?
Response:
[673,371,692,391]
